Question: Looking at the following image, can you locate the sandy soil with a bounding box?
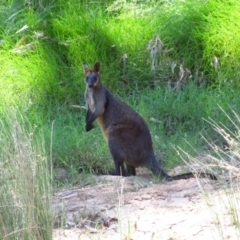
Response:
[52,168,240,240]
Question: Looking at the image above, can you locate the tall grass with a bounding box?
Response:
[0,108,52,240]
[177,108,240,239]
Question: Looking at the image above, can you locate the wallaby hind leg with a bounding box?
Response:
[113,161,126,176]
[108,161,126,176]
[126,164,136,176]
[108,138,127,176]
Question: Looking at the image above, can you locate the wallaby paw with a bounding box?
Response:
[85,124,94,132]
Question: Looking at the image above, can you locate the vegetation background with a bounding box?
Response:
[1,0,240,239]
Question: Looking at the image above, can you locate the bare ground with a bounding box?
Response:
[52,167,240,240]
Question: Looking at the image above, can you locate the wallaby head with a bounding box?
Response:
[83,62,101,89]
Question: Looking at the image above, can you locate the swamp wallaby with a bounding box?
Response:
[83,62,217,181]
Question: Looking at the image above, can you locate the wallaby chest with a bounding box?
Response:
[86,90,95,112]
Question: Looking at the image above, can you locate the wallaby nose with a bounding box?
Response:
[88,83,94,88]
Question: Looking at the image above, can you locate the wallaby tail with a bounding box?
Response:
[170,172,217,181]
[148,154,172,180]
[148,154,217,181]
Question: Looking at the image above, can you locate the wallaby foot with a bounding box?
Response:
[109,163,136,177]
[108,170,121,176]
[112,162,126,176]
[126,165,136,176]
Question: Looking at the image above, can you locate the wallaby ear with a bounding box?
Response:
[83,63,89,73]
[93,62,101,73]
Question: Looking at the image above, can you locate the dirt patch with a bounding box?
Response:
[52,169,240,240]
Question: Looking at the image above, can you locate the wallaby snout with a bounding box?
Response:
[85,72,99,89]
[86,81,95,89]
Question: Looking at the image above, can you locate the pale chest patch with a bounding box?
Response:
[86,91,95,112]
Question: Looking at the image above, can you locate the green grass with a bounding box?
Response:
[0,0,240,177]
[20,82,237,176]
[138,83,240,168]
[43,108,111,174]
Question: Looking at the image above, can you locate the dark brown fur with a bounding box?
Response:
[83,62,217,181]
